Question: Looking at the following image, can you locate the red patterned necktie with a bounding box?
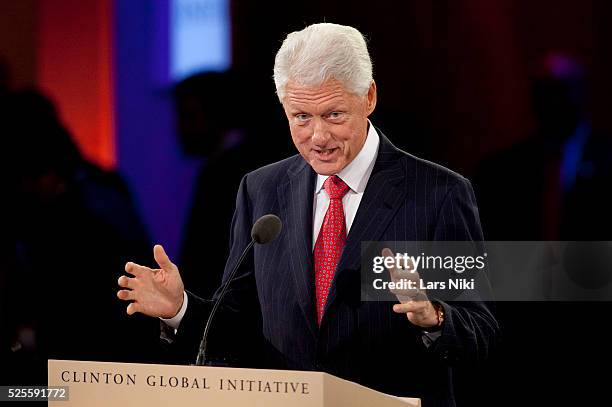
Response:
[314,175,350,325]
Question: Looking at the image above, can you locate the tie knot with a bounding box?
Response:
[324,175,350,200]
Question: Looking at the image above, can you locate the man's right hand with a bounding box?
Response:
[117,244,185,318]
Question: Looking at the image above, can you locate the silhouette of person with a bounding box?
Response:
[474,52,612,240]
[472,52,612,405]
[7,89,160,383]
[175,70,290,299]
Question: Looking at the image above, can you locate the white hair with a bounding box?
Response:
[273,23,373,101]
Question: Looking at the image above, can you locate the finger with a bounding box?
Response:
[117,275,137,289]
[393,301,428,314]
[394,290,428,304]
[382,248,416,277]
[382,247,394,259]
[404,257,415,272]
[381,248,399,275]
[117,289,135,301]
[126,302,141,315]
[388,264,420,288]
[381,248,426,303]
[125,262,148,277]
[153,244,176,272]
[390,267,420,284]
[381,248,401,281]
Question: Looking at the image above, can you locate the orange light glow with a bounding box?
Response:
[36,0,116,169]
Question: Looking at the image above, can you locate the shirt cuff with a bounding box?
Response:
[160,291,188,331]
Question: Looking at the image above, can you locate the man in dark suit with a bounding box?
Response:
[118,23,498,407]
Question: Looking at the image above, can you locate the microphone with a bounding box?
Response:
[251,214,283,244]
[195,214,282,366]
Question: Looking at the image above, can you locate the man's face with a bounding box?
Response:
[282,79,377,175]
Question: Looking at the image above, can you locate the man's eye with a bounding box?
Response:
[295,114,310,122]
[328,112,344,120]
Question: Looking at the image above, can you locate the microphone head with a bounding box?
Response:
[251,214,282,244]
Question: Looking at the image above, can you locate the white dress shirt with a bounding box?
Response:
[312,122,380,247]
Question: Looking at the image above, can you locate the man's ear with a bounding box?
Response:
[366,81,377,116]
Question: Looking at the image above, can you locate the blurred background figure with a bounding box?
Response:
[175,70,290,299]
[6,88,160,383]
[474,52,612,241]
[473,52,612,406]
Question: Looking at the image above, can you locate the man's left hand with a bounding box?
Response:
[382,248,440,329]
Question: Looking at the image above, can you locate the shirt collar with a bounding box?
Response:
[315,120,380,194]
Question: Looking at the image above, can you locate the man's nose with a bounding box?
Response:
[311,118,330,145]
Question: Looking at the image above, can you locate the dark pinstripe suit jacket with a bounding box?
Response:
[171,131,499,407]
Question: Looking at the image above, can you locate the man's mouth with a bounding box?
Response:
[313,147,340,160]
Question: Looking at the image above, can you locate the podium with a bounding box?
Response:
[49,360,420,406]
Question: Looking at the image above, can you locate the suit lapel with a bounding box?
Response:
[323,133,407,316]
[277,159,318,337]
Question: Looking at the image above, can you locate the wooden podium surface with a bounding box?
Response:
[49,359,420,406]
